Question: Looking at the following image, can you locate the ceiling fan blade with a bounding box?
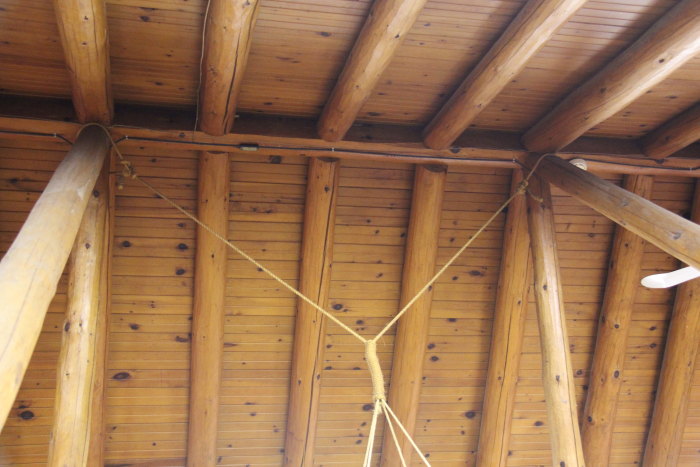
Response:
[641,266,700,289]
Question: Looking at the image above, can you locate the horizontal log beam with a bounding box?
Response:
[643,180,700,465]
[423,0,586,150]
[581,175,654,465]
[528,154,700,270]
[1,108,700,176]
[522,0,700,153]
[0,125,110,428]
[198,0,260,136]
[317,0,429,142]
[53,0,112,124]
[48,166,111,466]
[642,103,700,159]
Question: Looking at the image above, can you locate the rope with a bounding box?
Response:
[80,123,549,466]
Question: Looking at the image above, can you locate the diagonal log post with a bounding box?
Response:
[0,125,110,429]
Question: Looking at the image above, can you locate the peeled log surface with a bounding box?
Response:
[187,152,231,466]
[642,103,700,159]
[198,0,260,136]
[317,0,429,142]
[522,0,700,153]
[53,0,112,124]
[644,180,700,465]
[581,175,654,465]
[526,175,585,467]
[381,164,446,466]
[476,170,532,466]
[529,154,700,271]
[0,125,109,429]
[422,0,586,150]
[284,158,340,466]
[47,168,111,466]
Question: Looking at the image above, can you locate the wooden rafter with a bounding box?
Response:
[317,0,429,142]
[476,170,531,466]
[53,0,112,124]
[380,164,446,465]
[187,152,231,465]
[522,0,700,153]
[526,174,585,467]
[3,112,700,177]
[422,0,586,150]
[47,165,111,466]
[284,157,340,466]
[644,180,700,465]
[581,175,654,465]
[527,154,700,270]
[642,103,700,159]
[0,125,110,428]
[198,0,260,136]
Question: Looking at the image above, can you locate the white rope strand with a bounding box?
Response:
[383,401,432,466]
[382,399,408,467]
[363,404,381,467]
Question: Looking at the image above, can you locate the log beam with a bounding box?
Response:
[198,0,260,136]
[476,170,531,466]
[47,164,112,466]
[187,152,231,466]
[3,111,700,177]
[526,175,585,467]
[528,154,700,271]
[422,0,586,150]
[642,104,700,159]
[581,175,654,465]
[380,164,446,466]
[522,0,700,153]
[53,0,112,124]
[643,180,700,465]
[0,125,110,428]
[284,157,340,466]
[317,0,429,142]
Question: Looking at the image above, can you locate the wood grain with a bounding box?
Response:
[642,103,700,159]
[187,152,230,465]
[522,0,700,152]
[526,175,585,467]
[53,0,112,124]
[581,175,653,466]
[0,126,109,429]
[381,164,446,466]
[284,157,340,466]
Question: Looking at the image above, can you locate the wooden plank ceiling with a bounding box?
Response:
[0,0,699,466]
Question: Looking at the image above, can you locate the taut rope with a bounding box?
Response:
[80,123,548,465]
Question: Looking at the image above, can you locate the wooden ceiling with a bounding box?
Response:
[0,0,698,140]
[0,0,700,466]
